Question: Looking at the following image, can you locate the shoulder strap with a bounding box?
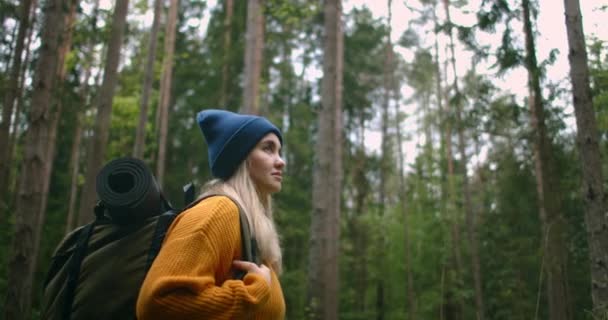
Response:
[61,202,102,320]
[194,193,259,267]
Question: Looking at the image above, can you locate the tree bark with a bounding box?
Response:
[309,0,343,319]
[155,0,179,188]
[444,1,485,315]
[440,1,466,318]
[2,0,37,225]
[65,0,100,234]
[241,0,264,115]
[376,2,394,317]
[522,1,571,319]
[2,1,77,318]
[32,0,78,286]
[77,0,130,226]
[0,0,33,213]
[563,0,608,317]
[219,0,234,108]
[134,0,162,159]
[393,57,416,320]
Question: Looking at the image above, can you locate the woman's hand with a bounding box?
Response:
[233,260,271,286]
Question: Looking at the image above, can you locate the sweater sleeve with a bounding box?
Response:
[136,196,271,320]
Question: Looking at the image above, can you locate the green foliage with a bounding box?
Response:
[0,0,601,318]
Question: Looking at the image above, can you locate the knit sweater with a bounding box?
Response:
[136,196,285,319]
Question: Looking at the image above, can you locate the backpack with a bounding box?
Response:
[41,157,258,320]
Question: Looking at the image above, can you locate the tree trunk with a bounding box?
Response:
[444,1,485,316]
[376,1,393,316]
[2,1,77,318]
[65,0,100,234]
[440,1,466,317]
[32,0,78,284]
[393,60,416,320]
[134,0,162,159]
[309,0,343,319]
[219,0,234,108]
[2,0,37,225]
[522,1,570,319]
[563,0,608,317]
[241,0,264,115]
[155,0,178,187]
[0,0,33,213]
[77,0,130,226]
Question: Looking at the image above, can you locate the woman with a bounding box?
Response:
[136,109,286,319]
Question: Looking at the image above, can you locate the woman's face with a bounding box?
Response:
[248,133,285,195]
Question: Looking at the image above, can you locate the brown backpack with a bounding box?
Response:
[41,157,257,320]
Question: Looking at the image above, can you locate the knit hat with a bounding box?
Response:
[197,109,283,179]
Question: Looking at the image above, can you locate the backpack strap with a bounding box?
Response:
[145,210,178,271]
[193,193,259,275]
[61,202,103,320]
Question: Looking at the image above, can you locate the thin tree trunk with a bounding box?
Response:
[133,0,162,159]
[65,0,99,234]
[156,0,179,188]
[32,0,78,286]
[309,0,343,319]
[2,1,77,318]
[241,0,264,115]
[440,3,464,317]
[219,0,234,108]
[442,0,487,317]
[563,0,608,317]
[376,2,394,317]
[77,0,130,226]
[3,0,37,225]
[0,0,33,213]
[393,60,416,319]
[522,1,570,319]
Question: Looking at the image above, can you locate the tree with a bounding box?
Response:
[133,0,162,159]
[441,0,486,318]
[563,0,608,317]
[3,0,78,318]
[241,0,264,114]
[0,0,33,213]
[309,0,343,319]
[219,0,234,108]
[522,0,570,318]
[156,0,179,187]
[77,0,130,226]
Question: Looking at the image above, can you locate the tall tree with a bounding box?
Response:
[376,1,394,319]
[393,52,416,319]
[66,0,101,234]
[241,0,264,114]
[563,0,608,317]
[441,0,486,318]
[219,0,234,108]
[32,0,78,284]
[522,0,570,319]
[0,0,33,212]
[133,0,162,159]
[156,0,179,187]
[309,0,343,319]
[77,0,130,225]
[156,0,179,186]
[2,0,78,318]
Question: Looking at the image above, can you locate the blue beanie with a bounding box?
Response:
[197,109,283,179]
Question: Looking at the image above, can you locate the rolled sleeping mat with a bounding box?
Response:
[96,157,163,224]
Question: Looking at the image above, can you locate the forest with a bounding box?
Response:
[0,0,607,319]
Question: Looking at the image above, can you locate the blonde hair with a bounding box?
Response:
[200,161,282,273]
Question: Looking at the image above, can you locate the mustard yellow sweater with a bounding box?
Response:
[136,196,285,319]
